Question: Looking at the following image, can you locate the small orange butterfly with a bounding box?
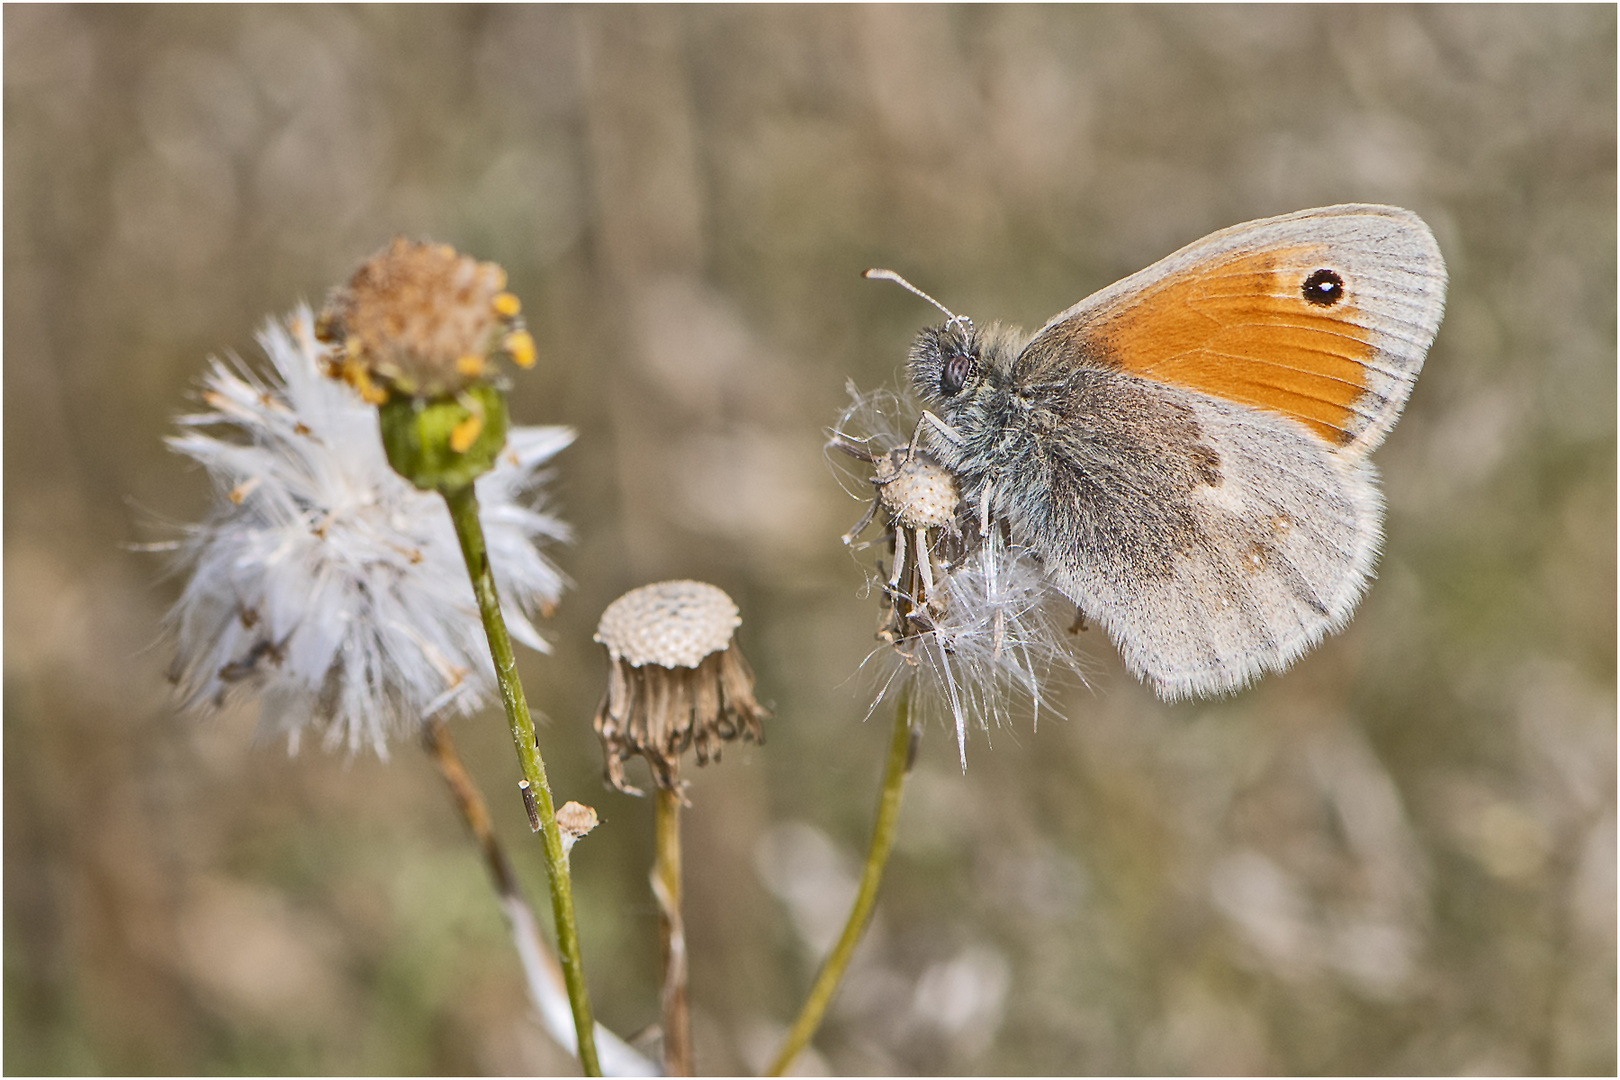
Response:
[878,204,1447,699]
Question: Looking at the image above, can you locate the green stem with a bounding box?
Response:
[443,483,601,1077]
[767,684,917,1077]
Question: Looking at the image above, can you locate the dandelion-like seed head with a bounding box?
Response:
[163,307,572,757]
[593,581,769,797]
[316,238,535,402]
[831,386,1085,767]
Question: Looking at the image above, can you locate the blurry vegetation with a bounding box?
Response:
[5,5,1614,1075]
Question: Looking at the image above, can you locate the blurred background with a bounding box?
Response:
[5,6,1614,1075]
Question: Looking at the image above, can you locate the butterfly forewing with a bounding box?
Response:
[1020,204,1446,458]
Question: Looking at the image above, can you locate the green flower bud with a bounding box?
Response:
[379,384,509,493]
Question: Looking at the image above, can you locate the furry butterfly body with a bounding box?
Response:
[902,204,1447,700]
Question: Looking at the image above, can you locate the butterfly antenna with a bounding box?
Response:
[864,269,972,333]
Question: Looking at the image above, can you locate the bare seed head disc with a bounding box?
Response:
[875,450,960,530]
[594,580,741,669]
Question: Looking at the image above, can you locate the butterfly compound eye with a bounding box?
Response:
[941,350,974,396]
[1301,268,1345,307]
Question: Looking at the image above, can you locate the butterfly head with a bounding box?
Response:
[908,316,981,405]
[863,269,988,407]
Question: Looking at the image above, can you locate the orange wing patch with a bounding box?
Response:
[1092,246,1376,446]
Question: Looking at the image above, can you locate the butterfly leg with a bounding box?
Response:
[907,410,964,463]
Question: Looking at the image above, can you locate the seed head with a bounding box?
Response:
[875,448,958,530]
[162,308,572,756]
[593,581,769,796]
[831,385,1085,767]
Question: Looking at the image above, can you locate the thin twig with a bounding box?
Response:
[767,684,918,1076]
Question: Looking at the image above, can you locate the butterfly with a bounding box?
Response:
[880,204,1447,700]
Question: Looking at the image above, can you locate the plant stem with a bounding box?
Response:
[766,684,918,1077]
[653,787,692,1075]
[443,483,601,1077]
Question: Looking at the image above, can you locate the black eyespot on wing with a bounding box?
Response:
[941,351,973,396]
[1301,268,1344,307]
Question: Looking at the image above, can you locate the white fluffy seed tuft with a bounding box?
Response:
[162,306,573,756]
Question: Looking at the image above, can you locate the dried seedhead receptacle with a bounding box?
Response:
[593,581,768,796]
